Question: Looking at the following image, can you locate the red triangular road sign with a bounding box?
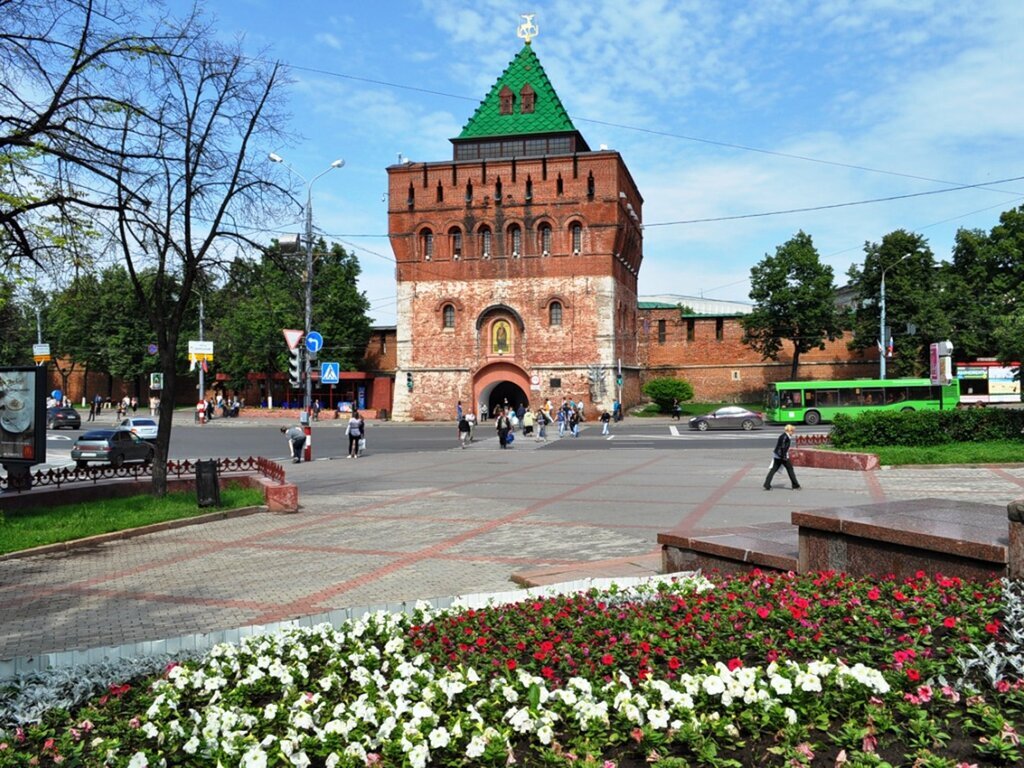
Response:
[283,329,304,350]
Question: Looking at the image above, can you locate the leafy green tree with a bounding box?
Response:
[642,377,694,412]
[46,273,104,396]
[0,279,34,365]
[742,231,843,379]
[940,206,1024,360]
[847,230,949,378]
[210,240,372,405]
[992,309,1024,391]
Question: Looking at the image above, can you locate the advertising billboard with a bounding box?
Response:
[0,367,46,464]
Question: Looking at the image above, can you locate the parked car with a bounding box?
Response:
[71,429,155,469]
[118,416,158,441]
[688,406,764,431]
[46,406,81,430]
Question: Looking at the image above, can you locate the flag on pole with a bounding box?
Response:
[201,359,208,373]
[877,339,883,354]
[887,336,894,358]
[188,354,197,372]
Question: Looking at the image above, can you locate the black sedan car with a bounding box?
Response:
[46,406,81,430]
[71,428,155,469]
[688,406,764,431]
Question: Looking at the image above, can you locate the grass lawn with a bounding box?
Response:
[825,440,1024,466]
[0,483,265,555]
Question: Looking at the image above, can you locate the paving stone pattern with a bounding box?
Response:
[2,445,1024,661]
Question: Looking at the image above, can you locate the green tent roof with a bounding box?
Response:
[456,44,578,140]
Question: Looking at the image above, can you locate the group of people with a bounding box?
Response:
[484,398,601,448]
[195,394,242,423]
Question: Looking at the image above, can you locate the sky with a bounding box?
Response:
[203,0,1024,326]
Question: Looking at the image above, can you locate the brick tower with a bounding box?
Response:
[387,32,643,421]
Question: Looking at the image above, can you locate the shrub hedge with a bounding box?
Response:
[830,406,1024,448]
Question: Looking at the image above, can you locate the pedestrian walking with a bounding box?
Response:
[535,408,548,442]
[456,400,463,422]
[495,409,512,449]
[672,398,681,420]
[346,411,363,458]
[557,407,566,438]
[458,414,471,448]
[600,409,611,435]
[87,398,97,422]
[522,409,534,436]
[569,409,580,438]
[764,424,801,491]
[281,424,306,464]
[466,411,476,442]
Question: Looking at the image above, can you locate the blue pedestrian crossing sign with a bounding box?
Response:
[305,331,324,354]
[320,361,340,384]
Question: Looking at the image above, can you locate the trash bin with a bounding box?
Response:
[196,459,221,507]
[379,408,388,421]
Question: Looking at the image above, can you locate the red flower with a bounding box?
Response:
[867,587,881,601]
[756,606,771,619]
[506,659,517,671]
[986,621,1000,635]
[668,656,681,670]
[906,668,920,681]
[943,616,956,628]
[727,657,743,671]
[601,654,615,665]
[475,637,487,647]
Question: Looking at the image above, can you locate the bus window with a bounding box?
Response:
[816,390,839,407]
[862,388,883,405]
[781,391,802,407]
[907,386,931,401]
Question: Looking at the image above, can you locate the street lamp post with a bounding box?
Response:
[197,292,205,405]
[878,253,910,380]
[268,153,344,458]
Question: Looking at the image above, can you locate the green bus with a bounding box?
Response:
[765,378,959,425]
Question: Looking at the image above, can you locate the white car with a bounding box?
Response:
[119,417,159,441]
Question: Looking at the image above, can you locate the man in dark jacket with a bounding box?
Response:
[764,424,801,490]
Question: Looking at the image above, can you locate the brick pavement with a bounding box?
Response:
[3,437,1024,664]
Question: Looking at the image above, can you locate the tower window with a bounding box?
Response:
[525,177,533,202]
[657,319,666,344]
[420,229,433,260]
[508,224,521,257]
[436,181,443,203]
[570,223,582,254]
[587,171,595,198]
[716,318,724,341]
[499,85,514,115]
[556,174,563,195]
[538,223,552,255]
[494,177,502,205]
[686,318,695,341]
[549,301,562,326]
[442,304,455,329]
[449,227,462,258]
[406,183,415,209]
[520,83,535,113]
[479,226,492,258]
[465,181,473,204]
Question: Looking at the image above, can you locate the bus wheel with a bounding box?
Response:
[804,410,821,426]
[901,407,915,413]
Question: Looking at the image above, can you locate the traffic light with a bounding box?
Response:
[616,374,623,388]
[406,372,413,391]
[289,348,303,388]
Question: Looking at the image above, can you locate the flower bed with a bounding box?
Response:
[1,571,1022,767]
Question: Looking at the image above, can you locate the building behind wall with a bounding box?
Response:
[387,34,643,421]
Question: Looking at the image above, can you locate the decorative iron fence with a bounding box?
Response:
[795,433,831,447]
[0,457,284,493]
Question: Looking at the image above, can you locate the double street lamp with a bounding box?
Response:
[268,153,344,424]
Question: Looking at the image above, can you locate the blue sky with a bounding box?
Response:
[205,0,1024,326]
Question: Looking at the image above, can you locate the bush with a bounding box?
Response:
[642,377,694,412]
[830,407,1024,448]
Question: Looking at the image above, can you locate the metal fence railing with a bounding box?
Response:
[0,456,284,494]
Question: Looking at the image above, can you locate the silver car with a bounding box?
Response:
[688,406,764,431]
[119,417,158,441]
[71,429,156,469]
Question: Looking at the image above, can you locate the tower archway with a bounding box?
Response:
[473,361,531,419]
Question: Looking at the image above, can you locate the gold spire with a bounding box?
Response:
[517,13,539,45]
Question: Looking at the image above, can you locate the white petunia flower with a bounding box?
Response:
[264,704,278,720]
[182,737,199,754]
[241,746,268,768]
[466,733,488,758]
[429,726,450,749]
[702,675,726,696]
[408,742,430,768]
[127,753,149,768]
[770,675,793,696]
[647,708,670,730]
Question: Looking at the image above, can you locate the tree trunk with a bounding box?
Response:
[790,347,801,380]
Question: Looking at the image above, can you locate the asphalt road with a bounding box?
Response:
[38,418,793,468]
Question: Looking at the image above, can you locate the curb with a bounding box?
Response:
[0,505,266,562]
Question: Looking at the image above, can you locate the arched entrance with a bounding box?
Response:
[473,361,531,420]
